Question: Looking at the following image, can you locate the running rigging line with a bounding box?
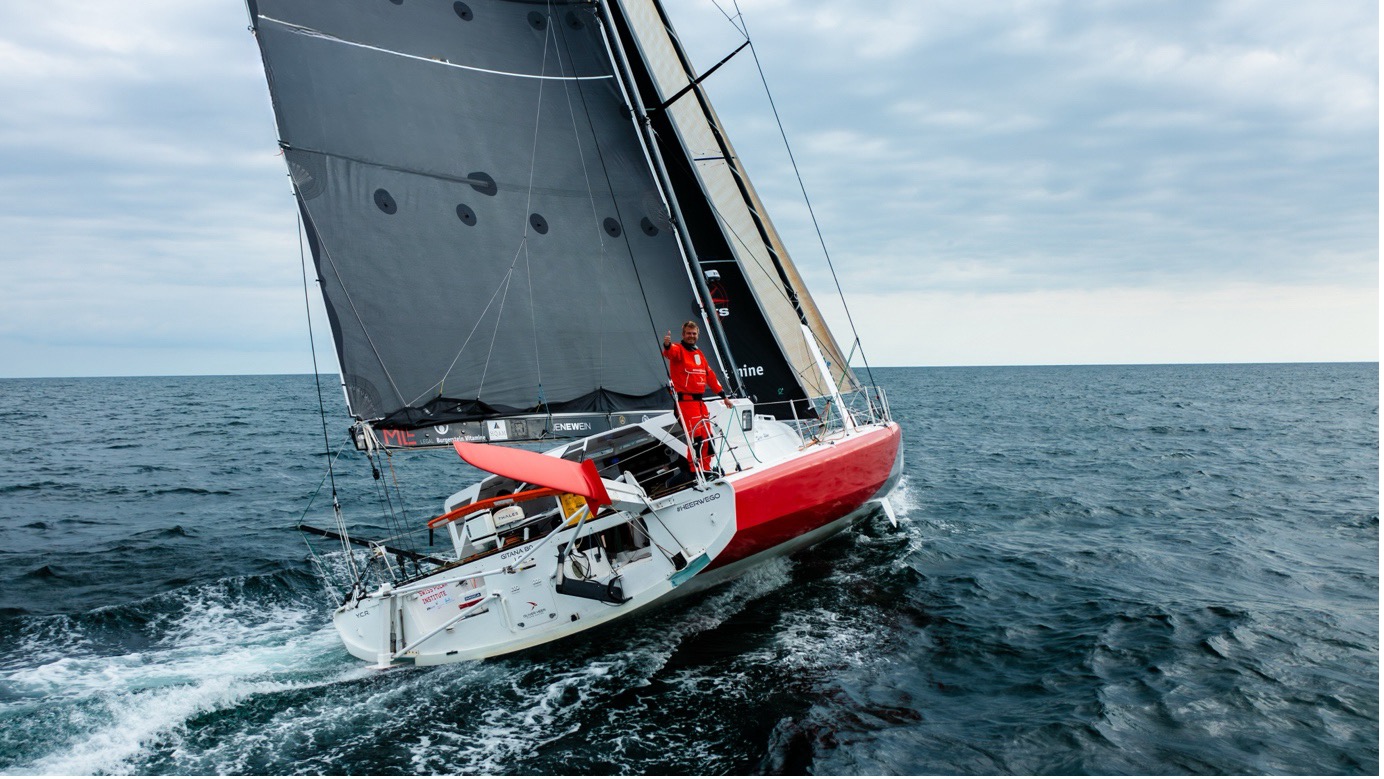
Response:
[298,206,359,585]
[476,8,556,404]
[554,4,614,386]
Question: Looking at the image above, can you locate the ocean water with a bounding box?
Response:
[0,364,1375,775]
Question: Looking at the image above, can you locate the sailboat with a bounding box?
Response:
[245,0,903,666]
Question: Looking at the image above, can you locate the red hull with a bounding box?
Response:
[713,423,903,568]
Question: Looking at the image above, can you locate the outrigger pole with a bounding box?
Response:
[298,523,449,567]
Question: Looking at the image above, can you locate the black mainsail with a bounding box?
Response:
[248,0,856,444]
[249,0,733,444]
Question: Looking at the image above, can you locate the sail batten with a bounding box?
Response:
[262,15,618,82]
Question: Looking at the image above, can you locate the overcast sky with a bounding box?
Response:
[0,0,1376,377]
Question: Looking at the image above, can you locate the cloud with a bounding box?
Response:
[0,0,1375,376]
[675,0,1377,300]
[840,282,1378,367]
[0,2,301,376]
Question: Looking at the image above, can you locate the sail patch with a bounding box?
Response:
[467,172,498,196]
[373,188,397,214]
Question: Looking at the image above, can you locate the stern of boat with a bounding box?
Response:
[333,477,737,666]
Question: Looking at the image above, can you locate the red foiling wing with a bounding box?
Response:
[452,442,612,515]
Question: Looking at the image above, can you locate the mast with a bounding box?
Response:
[599,0,859,414]
[644,0,809,329]
[595,0,746,398]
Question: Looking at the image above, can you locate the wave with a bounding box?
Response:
[142,487,234,497]
[19,565,62,581]
[127,525,195,541]
[0,572,349,775]
[0,481,67,495]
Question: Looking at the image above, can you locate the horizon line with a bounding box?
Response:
[1,359,1377,381]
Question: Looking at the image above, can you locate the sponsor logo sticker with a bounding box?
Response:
[675,492,722,512]
[419,584,455,611]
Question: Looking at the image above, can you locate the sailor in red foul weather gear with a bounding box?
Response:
[663,320,733,473]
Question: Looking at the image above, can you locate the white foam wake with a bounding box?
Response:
[1,579,363,775]
[3,554,803,775]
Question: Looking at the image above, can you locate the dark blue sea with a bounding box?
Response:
[0,364,1376,775]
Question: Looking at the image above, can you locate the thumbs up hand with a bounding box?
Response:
[662,330,672,348]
